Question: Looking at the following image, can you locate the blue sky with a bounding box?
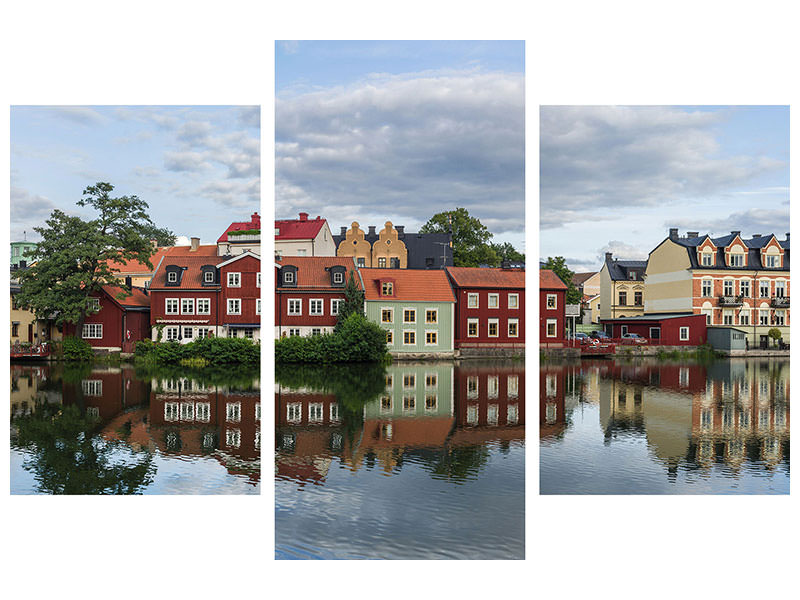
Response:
[276,41,525,251]
[540,105,789,272]
[10,106,260,245]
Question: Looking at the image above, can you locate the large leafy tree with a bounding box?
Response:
[17,182,158,332]
[420,207,504,267]
[542,256,582,304]
[140,222,177,247]
[490,241,525,264]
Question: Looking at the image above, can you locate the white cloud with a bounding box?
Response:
[667,208,790,238]
[46,106,107,125]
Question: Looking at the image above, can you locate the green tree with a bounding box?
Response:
[139,222,177,247]
[768,327,782,348]
[490,241,525,264]
[542,256,581,304]
[420,207,498,267]
[336,270,365,329]
[17,182,157,333]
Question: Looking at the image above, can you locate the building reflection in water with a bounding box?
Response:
[540,359,790,478]
[275,361,525,486]
[10,364,261,490]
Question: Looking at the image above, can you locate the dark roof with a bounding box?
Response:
[604,255,647,281]
[669,232,790,271]
[333,230,453,269]
[572,272,597,286]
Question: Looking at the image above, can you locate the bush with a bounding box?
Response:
[275,313,387,363]
[135,336,260,365]
[61,336,94,361]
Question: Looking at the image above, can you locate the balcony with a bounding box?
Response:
[718,294,744,307]
[771,296,790,308]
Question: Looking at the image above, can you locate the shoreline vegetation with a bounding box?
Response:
[275,313,388,364]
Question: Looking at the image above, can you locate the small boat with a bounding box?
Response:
[10,342,51,361]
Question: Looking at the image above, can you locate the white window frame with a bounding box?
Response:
[165,298,179,314]
[204,271,215,284]
[508,293,519,309]
[167,271,178,283]
[487,375,499,399]
[740,279,750,297]
[196,298,211,314]
[82,379,102,396]
[679,326,689,341]
[729,253,744,267]
[765,254,779,268]
[227,298,241,315]
[508,318,519,337]
[256,299,261,315]
[165,326,179,341]
[283,271,294,284]
[723,279,734,296]
[82,323,103,339]
[257,272,261,287]
[309,298,324,316]
[181,298,195,314]
[487,318,499,338]
[425,307,438,324]
[333,271,344,285]
[701,278,713,297]
[287,298,302,315]
[403,330,416,346]
[287,403,302,423]
[382,281,394,296]
[331,299,343,316]
[508,375,519,398]
[226,401,242,423]
[775,280,786,297]
[308,402,324,423]
[546,294,557,309]
[701,252,713,266]
[227,272,241,287]
[467,318,479,338]
[183,326,194,340]
[467,293,479,308]
[424,330,438,346]
[739,309,750,326]
[381,307,393,323]
[488,293,499,309]
[546,319,557,338]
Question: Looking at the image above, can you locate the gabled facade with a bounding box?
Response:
[274,212,336,258]
[217,212,261,256]
[63,284,151,352]
[360,268,456,356]
[446,266,525,349]
[274,256,359,338]
[540,269,566,344]
[334,221,453,270]
[598,253,646,320]
[218,252,262,341]
[645,228,790,346]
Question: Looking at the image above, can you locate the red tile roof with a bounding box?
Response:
[102,285,151,308]
[276,256,359,288]
[359,268,455,302]
[275,212,327,240]
[218,213,261,243]
[446,266,525,289]
[163,244,220,257]
[102,247,170,273]
[150,256,223,290]
[540,269,567,290]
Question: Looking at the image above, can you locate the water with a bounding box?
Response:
[540,358,789,494]
[275,360,525,559]
[10,362,260,494]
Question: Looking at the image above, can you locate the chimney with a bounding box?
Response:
[125,276,132,290]
[752,233,761,238]
[731,230,741,236]
[368,225,376,236]
[251,212,259,223]
[687,231,699,238]
[190,237,200,251]
[605,252,613,262]
[299,212,308,221]
[786,233,790,241]
[316,215,321,220]
[340,227,347,236]
[396,226,405,237]
[669,228,679,239]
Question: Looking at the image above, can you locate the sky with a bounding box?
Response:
[10,106,260,246]
[540,105,790,273]
[275,40,525,251]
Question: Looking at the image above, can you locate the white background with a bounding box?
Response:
[2,1,797,598]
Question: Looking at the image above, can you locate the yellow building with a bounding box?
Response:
[336,221,408,268]
[10,280,62,345]
[598,252,646,321]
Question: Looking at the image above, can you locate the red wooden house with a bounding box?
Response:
[218,251,262,341]
[540,269,567,345]
[599,314,707,345]
[63,283,151,352]
[446,266,525,349]
[275,256,359,338]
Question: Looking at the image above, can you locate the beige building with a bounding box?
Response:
[598,253,646,321]
[336,221,408,268]
[274,212,336,257]
[10,279,62,345]
[573,271,601,324]
[645,228,790,347]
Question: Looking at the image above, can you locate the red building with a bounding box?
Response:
[446,266,525,349]
[599,314,707,345]
[453,363,525,434]
[540,269,567,345]
[149,245,262,342]
[275,256,359,338]
[63,283,151,352]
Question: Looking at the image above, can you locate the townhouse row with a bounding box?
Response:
[275,256,526,356]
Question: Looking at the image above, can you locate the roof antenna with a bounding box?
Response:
[23,230,26,241]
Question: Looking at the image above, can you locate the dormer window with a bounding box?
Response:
[204,271,214,283]
[333,272,344,284]
[765,255,780,268]
[168,272,177,283]
[701,252,713,266]
[730,253,744,267]
[629,272,636,280]
[382,282,393,296]
[285,271,294,284]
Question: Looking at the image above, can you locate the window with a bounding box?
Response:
[403,395,416,413]
[228,272,240,287]
[226,429,241,448]
[467,318,479,337]
[679,326,689,341]
[467,404,478,424]
[357,257,365,267]
[196,402,210,422]
[775,281,785,297]
[508,318,519,337]
[378,257,386,268]
[760,280,770,297]
[227,299,241,315]
[288,299,301,315]
[288,328,300,337]
[403,330,416,345]
[425,395,437,412]
[546,319,557,337]
[546,294,557,309]
[620,325,628,336]
[403,373,416,389]
[180,402,194,421]
[284,271,294,284]
[333,271,343,284]
[487,375,499,399]
[425,309,438,324]
[256,299,261,314]
[723,280,734,296]
[183,327,193,340]
[244,328,255,338]
[308,403,323,423]
[488,318,499,337]
[403,308,416,323]
[765,254,779,268]
[82,323,103,339]
[197,298,210,314]
[723,310,733,325]
[774,310,785,326]
[382,282,394,296]
[11,322,19,337]
[739,309,750,325]
[181,298,194,314]
[618,291,627,306]
[760,310,769,325]
[297,249,307,257]
[331,299,343,315]
[164,402,179,421]
[701,252,713,266]
[380,395,392,413]
[257,272,261,287]
[386,330,393,345]
[634,291,642,306]
[165,326,179,341]
[488,293,499,308]
[425,331,438,345]
[197,328,211,339]
[487,404,499,425]
[226,402,241,423]
[467,376,479,399]
[381,308,393,323]
[702,279,712,297]
[287,402,302,423]
[508,293,519,309]
[82,380,102,396]
[467,293,479,308]
[204,271,215,283]
[87,298,100,312]
[730,253,744,267]
[507,404,519,425]
[425,373,437,388]
[740,280,750,297]
[165,298,179,314]
[309,299,323,316]
[311,328,321,336]
[508,375,519,398]
[167,272,177,283]
[329,403,339,422]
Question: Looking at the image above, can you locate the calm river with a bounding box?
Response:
[10,362,260,494]
[275,360,525,559]
[540,358,789,494]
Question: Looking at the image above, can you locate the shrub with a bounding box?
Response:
[135,336,260,365]
[275,313,387,363]
[61,336,94,361]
